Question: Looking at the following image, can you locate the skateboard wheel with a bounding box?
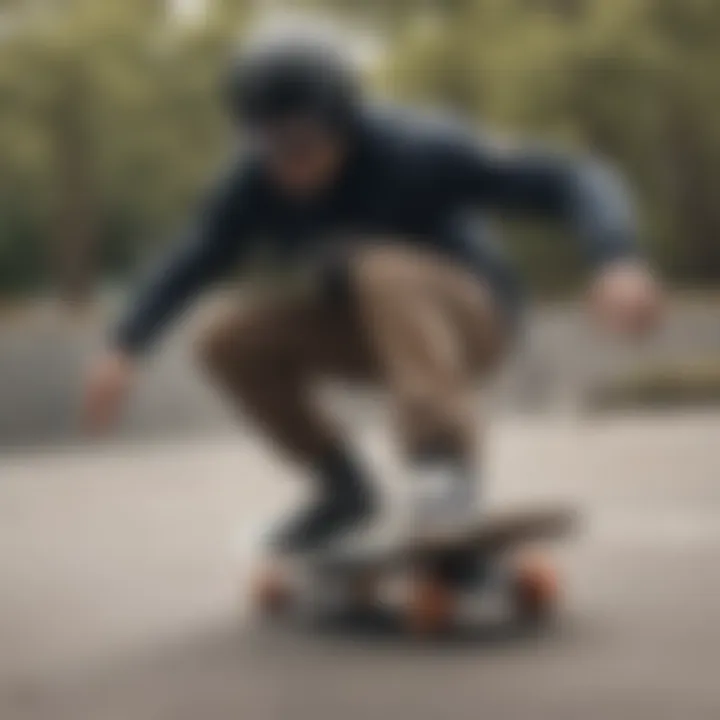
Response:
[251,565,294,616]
[407,571,456,636]
[510,553,559,625]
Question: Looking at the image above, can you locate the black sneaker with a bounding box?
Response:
[269,483,377,555]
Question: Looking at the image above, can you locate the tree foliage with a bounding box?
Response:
[0,0,718,298]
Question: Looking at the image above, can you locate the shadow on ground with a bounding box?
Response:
[10,613,583,720]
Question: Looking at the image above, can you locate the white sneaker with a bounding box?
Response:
[409,462,479,541]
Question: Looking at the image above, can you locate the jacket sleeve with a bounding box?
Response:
[442,132,640,268]
[112,165,256,355]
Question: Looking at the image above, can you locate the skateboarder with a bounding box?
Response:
[83,29,662,557]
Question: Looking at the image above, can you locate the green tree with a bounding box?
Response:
[0,0,250,301]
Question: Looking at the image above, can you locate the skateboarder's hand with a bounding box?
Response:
[82,350,136,435]
[588,261,663,338]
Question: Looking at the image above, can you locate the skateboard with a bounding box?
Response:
[251,505,578,636]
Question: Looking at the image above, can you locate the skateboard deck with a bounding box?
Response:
[251,504,579,635]
[310,504,578,577]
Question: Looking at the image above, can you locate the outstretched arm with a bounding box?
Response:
[444,132,639,268]
[442,130,661,336]
[85,164,257,435]
[113,167,255,355]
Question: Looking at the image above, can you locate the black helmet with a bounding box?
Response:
[226,30,361,131]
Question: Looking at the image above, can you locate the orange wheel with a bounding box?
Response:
[251,564,294,617]
[406,571,456,636]
[511,553,559,625]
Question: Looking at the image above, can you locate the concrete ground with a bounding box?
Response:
[1,413,720,719]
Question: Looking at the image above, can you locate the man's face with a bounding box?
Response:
[252,117,347,197]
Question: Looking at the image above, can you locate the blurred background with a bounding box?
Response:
[1,0,720,446]
[1,2,720,719]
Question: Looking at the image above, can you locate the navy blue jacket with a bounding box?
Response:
[114,106,638,353]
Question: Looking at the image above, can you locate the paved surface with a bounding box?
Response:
[1,413,720,719]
